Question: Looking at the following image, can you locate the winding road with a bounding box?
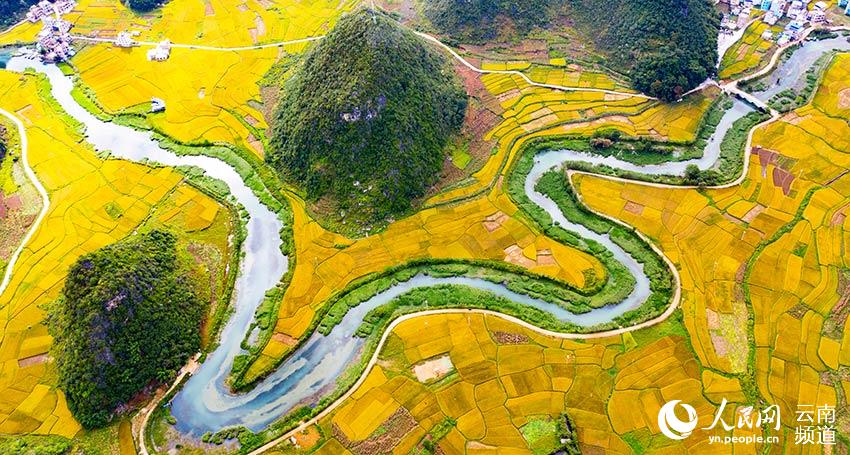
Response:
[0,108,50,296]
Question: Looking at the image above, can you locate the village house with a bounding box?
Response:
[147,40,172,61]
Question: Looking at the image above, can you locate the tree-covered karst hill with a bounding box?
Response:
[0,0,38,28]
[425,0,562,42]
[48,230,205,428]
[567,0,720,100]
[267,8,468,229]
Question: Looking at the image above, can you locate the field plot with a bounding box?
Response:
[812,53,850,118]
[0,116,42,278]
[72,44,278,155]
[426,66,716,207]
[243,190,607,383]
[576,56,850,442]
[64,0,354,47]
[0,71,234,437]
[53,0,356,156]
[0,21,41,46]
[265,314,750,454]
[719,20,780,80]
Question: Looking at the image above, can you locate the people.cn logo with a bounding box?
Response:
[658,400,698,440]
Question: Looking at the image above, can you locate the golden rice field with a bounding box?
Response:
[719,20,781,80]
[243,190,607,383]
[72,44,278,155]
[65,0,356,47]
[0,71,234,438]
[264,313,756,454]
[0,20,41,46]
[575,57,850,444]
[425,70,714,207]
[0,0,357,157]
[0,117,43,278]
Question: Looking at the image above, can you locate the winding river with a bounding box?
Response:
[752,33,850,102]
[4,31,844,441]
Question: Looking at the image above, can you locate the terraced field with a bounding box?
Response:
[720,19,780,80]
[1,0,849,453]
[575,56,850,446]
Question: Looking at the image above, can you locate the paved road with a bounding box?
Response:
[0,108,50,297]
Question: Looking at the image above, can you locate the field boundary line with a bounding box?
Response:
[246,193,683,454]
[70,34,325,51]
[0,108,50,297]
[70,30,650,100]
[414,31,655,100]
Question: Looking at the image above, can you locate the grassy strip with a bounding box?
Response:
[557,109,772,186]
[411,417,456,454]
[740,187,819,405]
[227,150,677,453]
[765,51,834,113]
[145,373,192,453]
[506,147,674,326]
[174,165,248,354]
[549,94,729,166]
[0,435,72,455]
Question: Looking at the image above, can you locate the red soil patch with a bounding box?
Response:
[18,354,48,368]
[623,201,644,215]
[493,331,529,344]
[272,332,298,347]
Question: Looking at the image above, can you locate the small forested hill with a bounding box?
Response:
[48,231,205,428]
[0,0,38,28]
[125,0,164,12]
[425,0,562,41]
[267,8,467,228]
[568,0,720,100]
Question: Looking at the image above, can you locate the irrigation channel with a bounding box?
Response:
[4,32,843,442]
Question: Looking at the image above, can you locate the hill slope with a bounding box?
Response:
[424,0,562,42]
[267,9,467,229]
[568,0,720,100]
[48,231,204,428]
[0,0,37,28]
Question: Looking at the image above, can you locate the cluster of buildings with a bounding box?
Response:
[721,0,841,47]
[25,0,74,23]
[25,0,78,62]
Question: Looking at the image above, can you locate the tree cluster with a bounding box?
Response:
[267,9,467,227]
[0,0,38,28]
[125,0,164,13]
[48,230,204,428]
[424,0,562,42]
[0,125,7,165]
[568,0,720,101]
